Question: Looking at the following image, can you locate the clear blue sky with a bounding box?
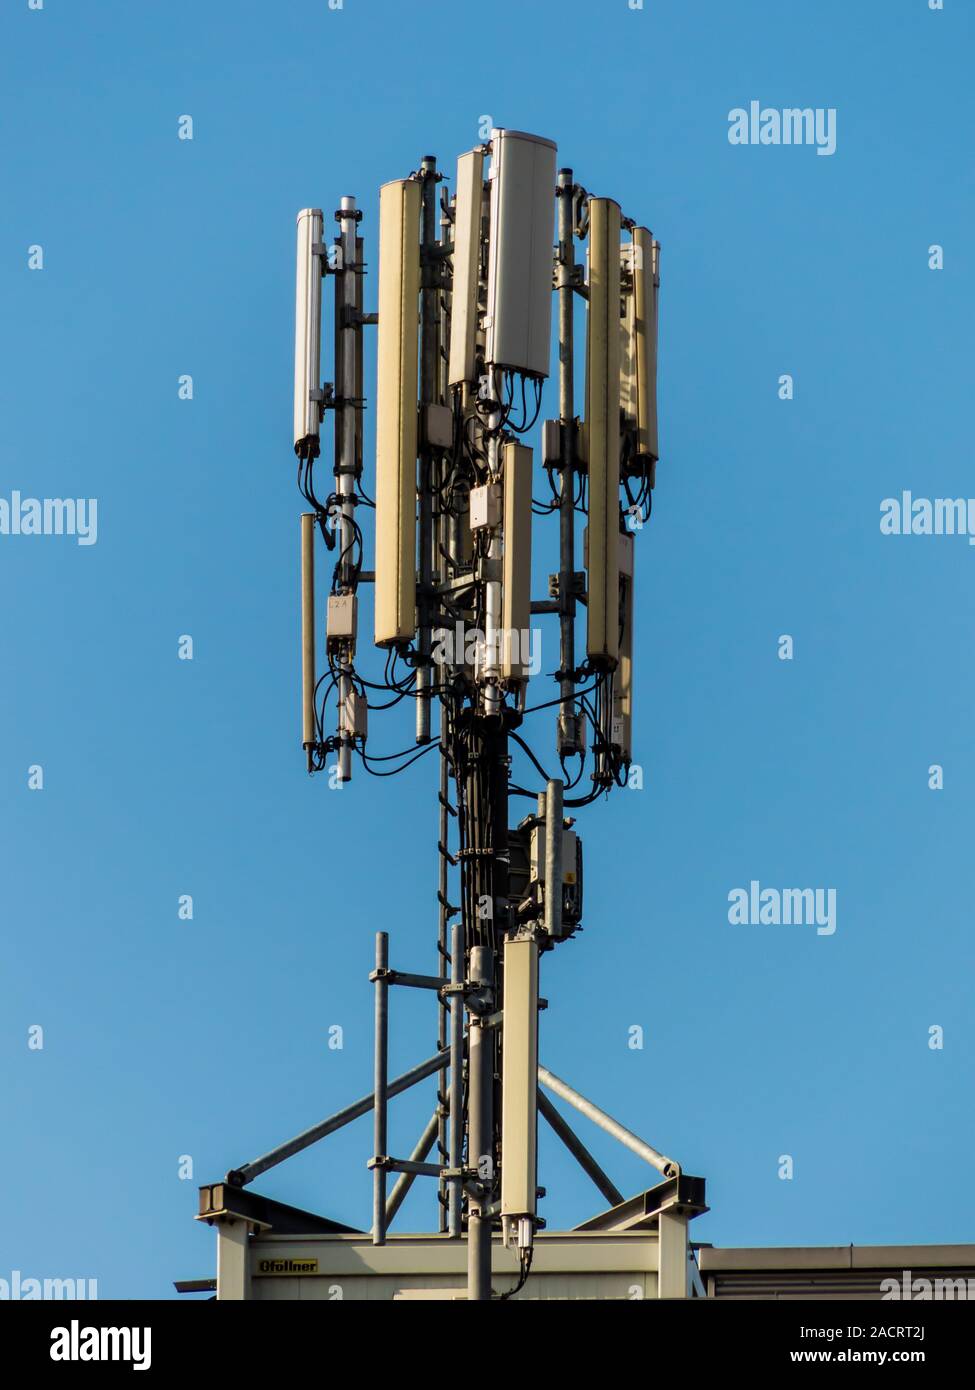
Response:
[1,0,972,1299]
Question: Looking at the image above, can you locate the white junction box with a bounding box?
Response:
[341,686,367,740]
[530,825,578,888]
[469,483,502,532]
[327,593,358,644]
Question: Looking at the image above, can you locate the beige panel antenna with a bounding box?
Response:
[500,936,539,1233]
[632,226,660,465]
[448,149,485,388]
[374,178,421,647]
[585,197,622,667]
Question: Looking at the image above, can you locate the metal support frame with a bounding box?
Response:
[216,1050,703,1298]
[537,1089,624,1209]
[436,727,453,1232]
[372,932,390,1244]
[226,1050,449,1187]
[538,1063,680,1179]
[657,1210,690,1299]
[215,1218,251,1302]
[224,1056,686,1230]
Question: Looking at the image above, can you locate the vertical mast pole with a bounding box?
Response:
[448,919,465,1237]
[372,931,390,1244]
[556,168,578,752]
[300,512,316,773]
[437,740,451,1232]
[436,177,453,1231]
[467,943,495,1299]
[416,156,440,745]
[483,368,502,717]
[336,195,358,782]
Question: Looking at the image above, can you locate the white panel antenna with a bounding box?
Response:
[484,129,557,379]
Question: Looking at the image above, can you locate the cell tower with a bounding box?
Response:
[197,130,707,1301]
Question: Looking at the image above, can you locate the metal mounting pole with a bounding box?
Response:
[437,735,451,1231]
[482,369,503,717]
[435,178,453,1228]
[467,944,494,1300]
[543,778,564,938]
[416,155,439,745]
[448,919,465,1237]
[336,194,358,782]
[433,182,453,1228]
[556,167,578,754]
[372,931,390,1244]
[300,512,316,773]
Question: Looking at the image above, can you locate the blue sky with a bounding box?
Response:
[1,0,972,1298]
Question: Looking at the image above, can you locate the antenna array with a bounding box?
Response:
[289,129,667,1299]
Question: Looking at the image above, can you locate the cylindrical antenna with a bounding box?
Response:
[293,209,324,456]
[301,513,316,771]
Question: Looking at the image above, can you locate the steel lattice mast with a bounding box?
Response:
[285,128,672,1300]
